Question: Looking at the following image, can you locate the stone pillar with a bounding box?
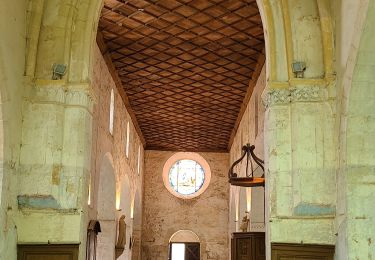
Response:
[16,80,94,255]
[263,83,336,254]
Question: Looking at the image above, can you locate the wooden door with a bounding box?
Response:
[18,244,79,260]
[185,243,200,260]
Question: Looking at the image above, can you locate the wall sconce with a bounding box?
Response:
[292,61,306,78]
[228,144,264,187]
[52,63,67,80]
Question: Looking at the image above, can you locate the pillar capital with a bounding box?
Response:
[30,80,95,113]
[262,84,329,108]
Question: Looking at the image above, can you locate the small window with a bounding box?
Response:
[254,94,259,138]
[109,89,115,135]
[163,152,211,199]
[137,145,141,175]
[126,122,130,158]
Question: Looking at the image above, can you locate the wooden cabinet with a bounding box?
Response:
[231,232,265,260]
[18,244,79,260]
[271,243,335,260]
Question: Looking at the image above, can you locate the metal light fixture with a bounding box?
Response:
[228,143,265,187]
[52,63,67,80]
[292,61,306,78]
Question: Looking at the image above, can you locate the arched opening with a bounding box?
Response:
[131,189,142,260]
[169,230,200,260]
[337,2,375,258]
[96,153,117,260]
[116,174,132,260]
[23,0,341,259]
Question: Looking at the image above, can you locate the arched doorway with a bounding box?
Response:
[96,153,116,260]
[169,230,200,260]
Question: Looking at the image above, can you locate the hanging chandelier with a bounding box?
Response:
[228,143,265,187]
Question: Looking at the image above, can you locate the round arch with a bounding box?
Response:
[27,0,338,258]
[117,173,132,260]
[337,1,375,259]
[131,188,142,260]
[96,152,116,260]
[169,230,200,243]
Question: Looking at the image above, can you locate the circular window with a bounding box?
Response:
[163,152,211,199]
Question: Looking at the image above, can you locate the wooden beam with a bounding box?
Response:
[227,52,265,151]
[96,32,146,147]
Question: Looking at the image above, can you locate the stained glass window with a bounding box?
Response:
[169,159,205,195]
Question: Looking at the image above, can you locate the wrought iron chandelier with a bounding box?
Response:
[228,143,265,187]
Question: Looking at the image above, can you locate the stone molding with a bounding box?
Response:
[31,81,95,112]
[262,85,328,108]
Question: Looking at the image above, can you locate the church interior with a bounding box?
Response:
[0,0,375,259]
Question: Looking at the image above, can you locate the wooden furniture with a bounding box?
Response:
[18,244,79,260]
[271,243,335,260]
[231,232,265,260]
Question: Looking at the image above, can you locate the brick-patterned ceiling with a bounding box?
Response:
[98,0,264,152]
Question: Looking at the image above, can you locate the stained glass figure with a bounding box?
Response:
[169,159,205,195]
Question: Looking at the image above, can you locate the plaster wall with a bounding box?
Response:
[334,1,375,259]
[142,151,229,260]
[0,1,26,259]
[229,66,266,240]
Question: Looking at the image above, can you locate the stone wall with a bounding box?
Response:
[142,151,229,260]
[89,44,144,260]
[228,67,266,250]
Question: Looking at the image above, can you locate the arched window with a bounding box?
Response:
[109,89,115,135]
[163,152,211,199]
[137,145,141,175]
[125,122,130,157]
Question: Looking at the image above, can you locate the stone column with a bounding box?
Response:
[16,80,94,252]
[262,83,336,252]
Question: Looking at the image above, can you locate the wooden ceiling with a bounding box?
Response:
[98,0,264,152]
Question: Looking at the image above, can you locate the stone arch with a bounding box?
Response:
[26,0,103,82]
[97,152,116,260]
[169,230,200,243]
[337,1,375,259]
[117,173,132,260]
[131,188,142,260]
[256,0,334,83]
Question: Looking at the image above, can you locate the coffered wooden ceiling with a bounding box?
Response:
[98,0,264,152]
